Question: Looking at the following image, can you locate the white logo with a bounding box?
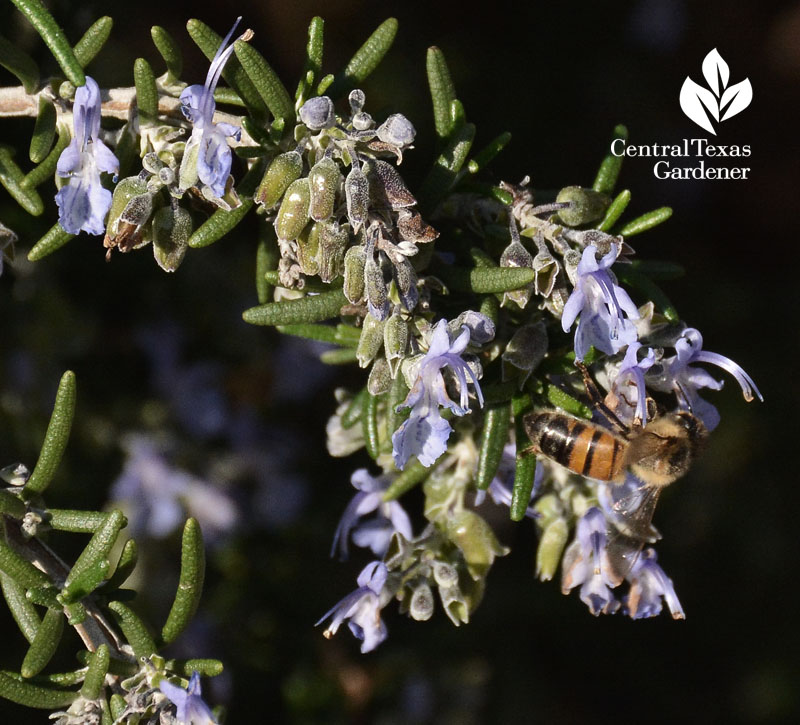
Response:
[679,49,752,135]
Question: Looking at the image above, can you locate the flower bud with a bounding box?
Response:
[438,585,469,625]
[536,518,569,582]
[365,255,389,320]
[257,151,303,208]
[345,165,370,234]
[352,111,373,131]
[377,113,416,147]
[343,245,366,303]
[533,251,559,297]
[444,510,509,579]
[409,584,435,621]
[317,221,349,283]
[274,178,310,241]
[356,312,386,368]
[500,237,534,308]
[392,256,418,311]
[152,205,192,272]
[348,89,366,114]
[308,157,340,222]
[299,95,335,130]
[502,321,547,385]
[296,223,320,276]
[367,356,392,395]
[366,159,416,210]
[555,186,609,227]
[105,177,155,254]
[432,561,459,588]
[383,307,408,377]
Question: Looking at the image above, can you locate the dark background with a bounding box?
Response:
[0,0,797,722]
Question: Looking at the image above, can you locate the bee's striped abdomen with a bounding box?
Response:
[524,412,627,482]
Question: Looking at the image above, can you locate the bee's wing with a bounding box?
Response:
[604,483,663,585]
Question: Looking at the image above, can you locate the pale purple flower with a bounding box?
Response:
[179,19,243,198]
[647,327,763,431]
[317,561,388,653]
[625,548,685,619]
[562,245,639,361]
[392,318,489,469]
[610,342,656,426]
[561,507,620,615]
[56,76,119,235]
[111,435,237,541]
[159,671,217,725]
[332,469,413,560]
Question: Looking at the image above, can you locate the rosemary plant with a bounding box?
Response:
[0,4,762,722]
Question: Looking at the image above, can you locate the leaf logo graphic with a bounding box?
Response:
[679,49,753,135]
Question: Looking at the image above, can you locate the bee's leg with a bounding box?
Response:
[574,360,628,434]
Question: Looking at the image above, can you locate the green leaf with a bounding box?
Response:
[510,393,536,521]
[438,265,535,294]
[383,459,430,501]
[187,160,265,248]
[616,206,672,236]
[234,40,294,122]
[28,96,56,164]
[295,16,324,105]
[0,33,39,93]
[47,510,117,534]
[419,122,475,210]
[0,489,26,518]
[23,120,68,189]
[327,18,398,99]
[161,518,205,646]
[341,388,367,429]
[476,403,512,490]
[214,87,245,107]
[277,323,343,345]
[629,259,685,280]
[545,384,591,418]
[186,19,267,121]
[316,73,334,96]
[0,146,45,216]
[21,608,64,678]
[243,288,347,326]
[320,348,358,365]
[0,572,41,644]
[79,645,109,700]
[615,267,679,321]
[110,693,126,719]
[61,510,126,604]
[0,671,76,708]
[467,132,511,174]
[592,124,627,194]
[256,223,278,304]
[596,188,631,232]
[168,658,224,678]
[27,222,74,262]
[151,25,182,79]
[23,371,76,496]
[426,46,457,142]
[362,393,380,459]
[107,601,157,660]
[385,371,409,452]
[104,539,137,591]
[133,57,158,125]
[10,0,84,86]
[73,16,113,68]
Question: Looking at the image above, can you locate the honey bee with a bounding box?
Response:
[523,363,708,579]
